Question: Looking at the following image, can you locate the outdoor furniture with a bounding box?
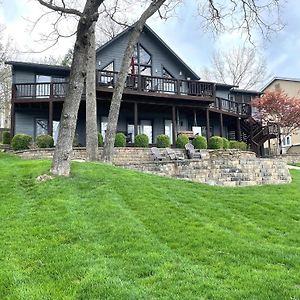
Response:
[151,147,163,161]
[166,148,184,160]
[185,143,201,159]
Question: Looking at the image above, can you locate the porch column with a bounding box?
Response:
[172,105,177,147]
[206,108,210,140]
[219,113,224,137]
[236,117,241,141]
[134,102,138,137]
[10,101,15,137]
[48,101,53,136]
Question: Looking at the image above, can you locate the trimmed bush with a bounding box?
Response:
[114,132,126,147]
[192,136,207,149]
[222,137,230,149]
[229,140,247,151]
[176,134,189,149]
[238,141,248,151]
[98,133,104,147]
[11,134,32,151]
[2,131,11,144]
[208,136,223,149]
[156,134,171,148]
[134,134,149,148]
[36,134,54,148]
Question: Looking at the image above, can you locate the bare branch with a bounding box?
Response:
[36,0,83,17]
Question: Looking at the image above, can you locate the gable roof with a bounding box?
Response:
[261,77,300,91]
[96,24,200,80]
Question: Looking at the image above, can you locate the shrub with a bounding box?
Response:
[229,140,248,151]
[156,134,171,148]
[114,132,126,147]
[222,137,230,149]
[238,141,248,151]
[11,134,32,151]
[2,131,11,144]
[192,136,207,149]
[176,134,189,149]
[36,134,54,148]
[98,133,104,147]
[208,136,223,149]
[134,134,149,148]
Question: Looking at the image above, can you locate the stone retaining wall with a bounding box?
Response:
[275,154,300,164]
[123,157,291,187]
[12,147,292,186]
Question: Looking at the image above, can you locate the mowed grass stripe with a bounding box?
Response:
[0,153,299,299]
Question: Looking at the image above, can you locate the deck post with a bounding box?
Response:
[48,101,53,136]
[172,105,177,147]
[10,101,15,137]
[206,108,210,141]
[219,113,224,137]
[134,102,138,139]
[236,117,241,141]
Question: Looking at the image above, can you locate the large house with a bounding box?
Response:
[262,77,300,154]
[6,25,272,154]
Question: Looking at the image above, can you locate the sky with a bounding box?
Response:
[1,0,300,89]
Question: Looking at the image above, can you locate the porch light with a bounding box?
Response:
[179,71,182,76]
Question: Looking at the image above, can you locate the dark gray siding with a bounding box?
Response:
[96,29,195,80]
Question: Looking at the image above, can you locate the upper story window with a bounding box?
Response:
[130,44,152,76]
[163,68,174,78]
[102,61,114,72]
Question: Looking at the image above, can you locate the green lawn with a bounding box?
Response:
[0,153,300,300]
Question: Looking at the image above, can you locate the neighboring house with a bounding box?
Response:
[6,25,269,153]
[262,77,300,154]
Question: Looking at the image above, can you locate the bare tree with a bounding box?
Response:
[198,0,283,40]
[102,0,169,162]
[36,0,104,176]
[202,45,268,89]
[0,25,16,128]
[86,22,98,161]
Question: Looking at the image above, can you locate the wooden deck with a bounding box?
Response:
[11,70,251,117]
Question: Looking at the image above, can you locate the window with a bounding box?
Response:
[282,135,292,147]
[101,117,108,139]
[100,62,115,86]
[162,67,175,93]
[103,61,114,72]
[52,77,66,97]
[164,120,173,144]
[139,120,152,144]
[36,75,51,98]
[130,44,152,75]
[35,119,48,138]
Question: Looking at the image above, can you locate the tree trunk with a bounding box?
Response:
[102,0,166,163]
[51,0,103,176]
[86,22,99,161]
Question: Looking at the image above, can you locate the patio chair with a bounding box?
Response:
[166,148,184,160]
[185,143,201,159]
[151,147,163,161]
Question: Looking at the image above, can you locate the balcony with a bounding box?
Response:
[210,97,251,117]
[96,70,215,101]
[12,70,216,102]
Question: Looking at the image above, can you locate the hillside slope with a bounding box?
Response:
[0,153,299,299]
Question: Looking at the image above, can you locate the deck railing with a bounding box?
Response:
[210,97,251,116]
[96,70,215,98]
[13,82,69,99]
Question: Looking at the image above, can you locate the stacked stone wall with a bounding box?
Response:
[12,147,292,186]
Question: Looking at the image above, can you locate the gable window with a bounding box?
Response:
[103,61,114,72]
[162,67,175,93]
[100,61,114,86]
[130,44,152,76]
